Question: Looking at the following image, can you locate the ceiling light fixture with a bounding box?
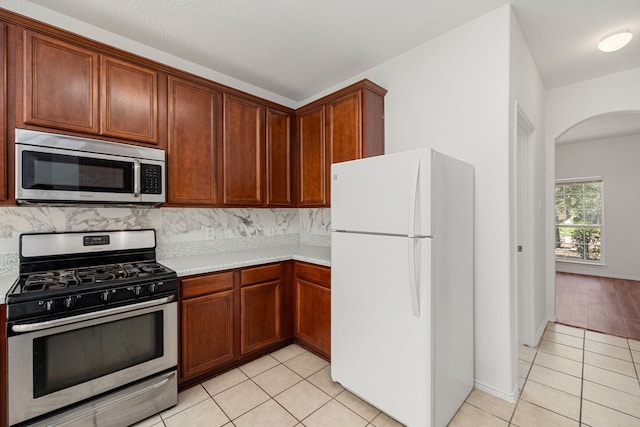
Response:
[598,31,633,52]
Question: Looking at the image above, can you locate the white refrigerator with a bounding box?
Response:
[331,147,474,427]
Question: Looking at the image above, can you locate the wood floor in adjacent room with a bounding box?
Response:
[556,272,640,340]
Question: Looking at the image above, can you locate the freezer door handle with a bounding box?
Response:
[408,238,420,317]
[408,158,420,238]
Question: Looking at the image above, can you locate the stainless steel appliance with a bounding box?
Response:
[15,129,165,205]
[6,229,178,427]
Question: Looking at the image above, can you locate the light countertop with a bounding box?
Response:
[158,244,330,277]
[0,245,331,304]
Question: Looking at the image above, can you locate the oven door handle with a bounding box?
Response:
[11,295,175,333]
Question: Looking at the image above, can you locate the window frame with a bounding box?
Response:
[555,177,604,264]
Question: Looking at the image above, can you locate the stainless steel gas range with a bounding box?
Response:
[5,229,178,427]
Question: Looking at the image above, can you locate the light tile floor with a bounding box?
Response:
[134,322,640,426]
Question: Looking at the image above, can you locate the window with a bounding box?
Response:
[555,179,603,262]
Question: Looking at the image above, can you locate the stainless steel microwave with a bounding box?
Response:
[15,129,166,206]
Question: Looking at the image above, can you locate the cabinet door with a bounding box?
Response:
[101,55,158,144]
[23,30,99,134]
[266,108,292,206]
[296,106,327,206]
[180,290,234,381]
[294,263,331,358]
[326,90,361,164]
[0,23,5,202]
[240,280,281,354]
[168,76,220,205]
[221,94,264,205]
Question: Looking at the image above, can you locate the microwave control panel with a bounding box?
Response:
[141,164,162,194]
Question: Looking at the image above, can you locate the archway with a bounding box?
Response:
[553,110,640,338]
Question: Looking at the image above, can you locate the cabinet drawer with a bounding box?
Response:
[294,262,330,288]
[181,271,234,299]
[240,263,281,287]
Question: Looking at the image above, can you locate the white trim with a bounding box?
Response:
[534,319,547,346]
[555,176,603,184]
[474,379,518,404]
[554,178,604,264]
[556,259,606,266]
[556,270,640,282]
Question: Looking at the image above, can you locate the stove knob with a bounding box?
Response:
[148,283,158,294]
[132,285,142,296]
[44,300,55,311]
[101,291,111,302]
[63,296,76,308]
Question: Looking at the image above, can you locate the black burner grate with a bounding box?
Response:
[19,262,173,293]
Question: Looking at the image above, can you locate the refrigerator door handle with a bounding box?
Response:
[408,238,420,317]
[408,158,421,238]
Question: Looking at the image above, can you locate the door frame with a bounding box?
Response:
[513,102,536,347]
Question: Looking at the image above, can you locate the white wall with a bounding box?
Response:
[545,67,640,318]
[309,5,519,400]
[0,0,544,402]
[555,134,640,280]
[508,10,547,352]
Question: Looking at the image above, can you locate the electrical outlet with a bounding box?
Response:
[205,227,215,240]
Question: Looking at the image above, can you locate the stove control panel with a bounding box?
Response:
[7,278,178,322]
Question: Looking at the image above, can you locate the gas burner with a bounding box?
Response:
[7,229,177,324]
[77,264,128,284]
[121,262,170,278]
[23,270,79,292]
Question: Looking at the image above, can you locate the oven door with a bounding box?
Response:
[7,298,177,426]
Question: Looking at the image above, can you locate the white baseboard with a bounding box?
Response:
[555,269,640,282]
[473,379,518,404]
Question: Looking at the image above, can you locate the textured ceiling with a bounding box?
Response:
[19,0,640,102]
[511,0,640,90]
[25,0,512,101]
[7,0,640,141]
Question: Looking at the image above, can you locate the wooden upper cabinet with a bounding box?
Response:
[327,82,385,164]
[326,90,362,164]
[266,108,292,206]
[23,30,99,134]
[295,79,386,207]
[0,23,6,202]
[221,94,265,205]
[22,30,160,144]
[168,76,220,205]
[100,55,159,144]
[296,105,327,206]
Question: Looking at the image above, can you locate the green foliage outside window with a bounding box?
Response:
[555,180,602,262]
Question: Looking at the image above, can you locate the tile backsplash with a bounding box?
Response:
[0,207,331,275]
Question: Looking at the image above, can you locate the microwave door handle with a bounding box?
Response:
[133,159,141,198]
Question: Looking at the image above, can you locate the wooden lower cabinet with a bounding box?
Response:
[179,271,234,382]
[293,262,331,359]
[178,262,294,386]
[240,264,282,354]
